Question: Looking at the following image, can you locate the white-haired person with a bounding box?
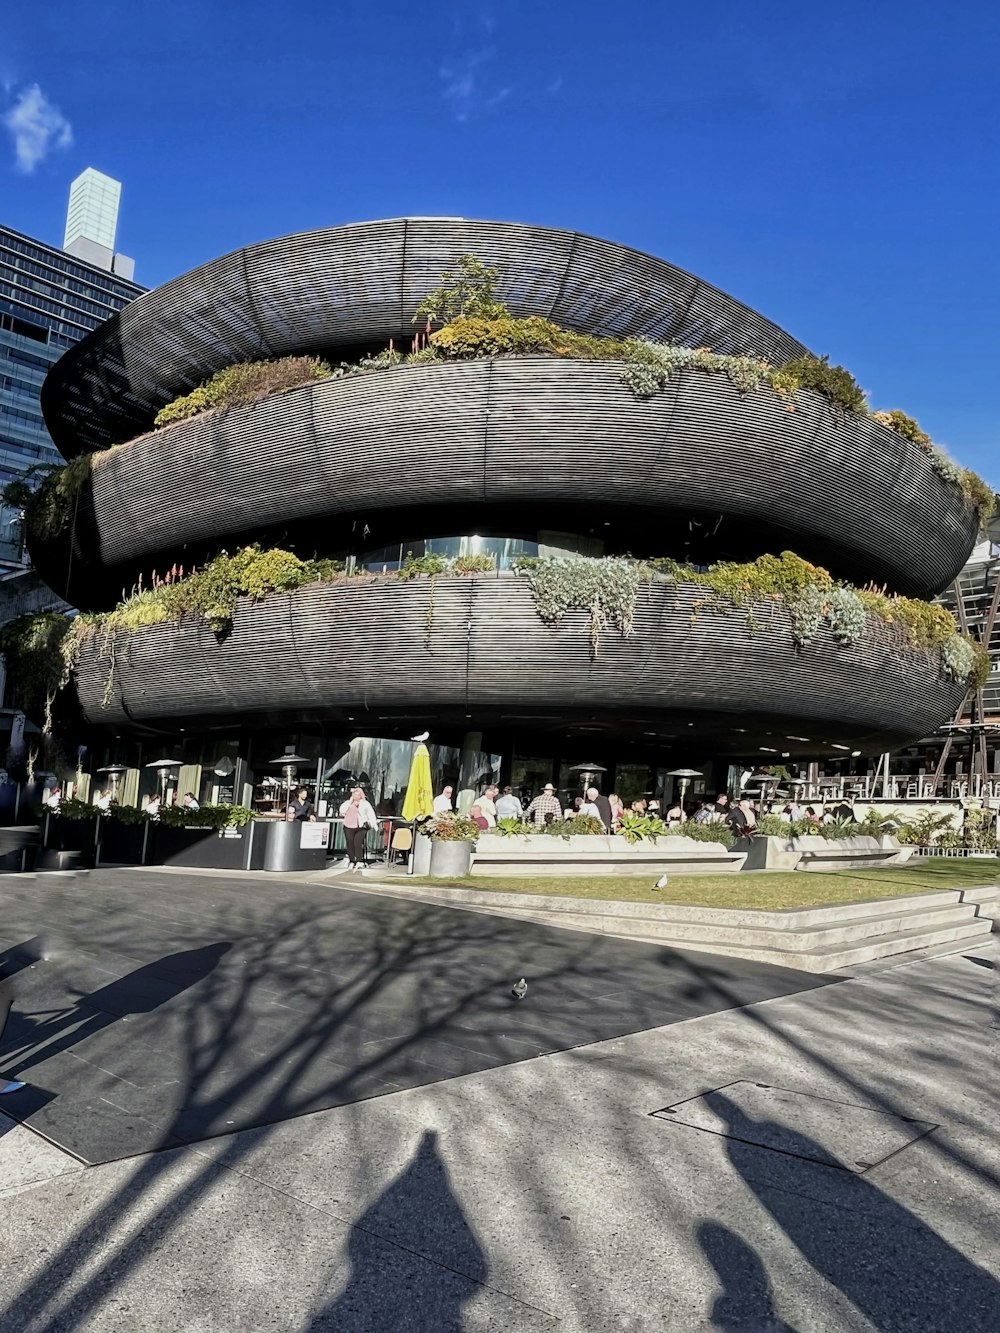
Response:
[339,786,378,869]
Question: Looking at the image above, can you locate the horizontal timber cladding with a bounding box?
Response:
[73,575,965,749]
[41,217,809,456]
[35,358,977,605]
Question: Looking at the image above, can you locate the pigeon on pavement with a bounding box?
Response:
[653,875,669,890]
[511,978,528,1000]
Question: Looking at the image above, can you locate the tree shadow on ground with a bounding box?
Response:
[0,888,597,1330]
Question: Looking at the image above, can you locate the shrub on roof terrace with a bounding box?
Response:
[122,306,996,526]
[153,355,331,428]
[412,253,510,326]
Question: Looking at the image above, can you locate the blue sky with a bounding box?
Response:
[2,1,997,484]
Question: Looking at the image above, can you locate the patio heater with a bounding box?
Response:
[145,758,181,805]
[667,768,702,810]
[268,751,309,816]
[95,764,128,802]
[567,762,607,793]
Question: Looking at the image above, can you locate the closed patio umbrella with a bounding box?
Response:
[401,743,434,821]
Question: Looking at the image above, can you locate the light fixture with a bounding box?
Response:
[96,763,128,800]
[145,757,181,801]
[667,768,703,806]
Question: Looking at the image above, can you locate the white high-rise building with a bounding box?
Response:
[62,169,133,279]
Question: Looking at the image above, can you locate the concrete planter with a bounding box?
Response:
[412,833,432,876]
[472,833,744,877]
[739,836,801,872]
[791,834,911,871]
[741,834,912,872]
[429,839,474,878]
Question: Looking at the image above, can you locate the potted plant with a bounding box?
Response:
[422,813,480,877]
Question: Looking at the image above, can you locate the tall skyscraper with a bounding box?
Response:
[62,167,135,280]
[0,171,144,566]
[64,168,120,252]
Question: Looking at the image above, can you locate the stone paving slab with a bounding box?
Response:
[0,869,830,1164]
[1,944,996,1331]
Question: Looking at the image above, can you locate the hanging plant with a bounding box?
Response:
[512,555,642,657]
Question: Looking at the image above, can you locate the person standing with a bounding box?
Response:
[495,786,523,819]
[524,783,563,826]
[289,787,316,821]
[433,785,454,814]
[478,786,499,821]
[589,788,614,831]
[340,786,378,869]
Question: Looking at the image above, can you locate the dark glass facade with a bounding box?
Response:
[0,224,144,566]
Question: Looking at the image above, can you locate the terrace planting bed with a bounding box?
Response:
[472,833,745,877]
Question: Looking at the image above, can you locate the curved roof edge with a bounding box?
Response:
[40,216,809,456]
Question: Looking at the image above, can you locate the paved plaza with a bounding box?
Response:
[0,869,998,1330]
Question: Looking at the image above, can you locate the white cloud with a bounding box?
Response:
[440,49,493,122]
[3,84,73,173]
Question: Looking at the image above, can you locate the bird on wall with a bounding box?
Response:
[511,978,528,1000]
[411,731,430,742]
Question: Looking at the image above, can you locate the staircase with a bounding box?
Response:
[347,879,998,973]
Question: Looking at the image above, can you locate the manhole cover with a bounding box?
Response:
[650,1081,937,1173]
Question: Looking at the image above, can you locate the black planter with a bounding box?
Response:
[95,818,149,866]
[0,825,39,872]
[42,814,98,864]
[147,824,252,869]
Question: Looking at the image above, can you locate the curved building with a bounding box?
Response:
[29,219,986,808]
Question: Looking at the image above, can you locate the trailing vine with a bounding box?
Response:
[61,546,988,699]
[2,455,93,544]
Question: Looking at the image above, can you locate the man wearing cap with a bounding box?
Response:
[524,783,563,826]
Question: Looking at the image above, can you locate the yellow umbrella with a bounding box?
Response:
[401,743,434,821]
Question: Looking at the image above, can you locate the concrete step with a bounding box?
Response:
[622,918,996,972]
[441,900,981,950]
[345,877,998,972]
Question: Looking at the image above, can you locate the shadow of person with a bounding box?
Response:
[306,1129,487,1331]
[0,936,48,981]
[705,1091,1000,1332]
[699,1221,801,1332]
[0,943,233,1081]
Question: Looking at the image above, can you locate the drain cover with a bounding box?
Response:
[651,1081,937,1173]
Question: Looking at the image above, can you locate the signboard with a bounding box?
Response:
[300,821,331,850]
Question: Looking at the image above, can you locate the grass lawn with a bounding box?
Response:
[408,857,1000,911]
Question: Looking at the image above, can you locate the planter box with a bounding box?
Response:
[429,839,474,878]
[148,824,251,870]
[42,814,98,865]
[412,834,432,876]
[791,835,911,872]
[741,834,912,872]
[739,836,802,872]
[95,817,149,866]
[0,825,39,873]
[472,833,744,877]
